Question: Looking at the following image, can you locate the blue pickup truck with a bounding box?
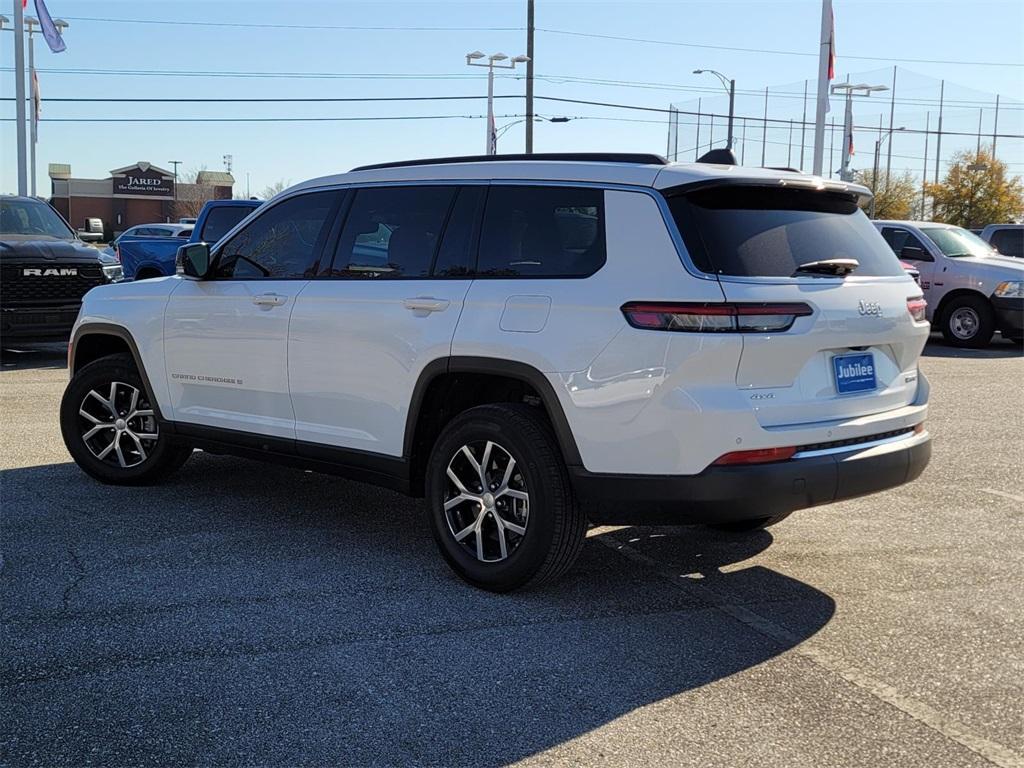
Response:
[115,199,261,280]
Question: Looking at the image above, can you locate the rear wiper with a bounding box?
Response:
[792,258,859,277]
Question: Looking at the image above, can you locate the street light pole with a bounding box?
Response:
[693,69,735,150]
[870,126,904,218]
[168,160,181,216]
[466,51,529,155]
[830,81,887,181]
[12,0,28,195]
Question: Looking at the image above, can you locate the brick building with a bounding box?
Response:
[48,161,234,238]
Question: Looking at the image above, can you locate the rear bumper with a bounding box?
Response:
[991,295,1024,337]
[572,430,931,525]
[1,305,80,342]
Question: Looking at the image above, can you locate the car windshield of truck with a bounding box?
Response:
[919,226,995,258]
[666,185,904,277]
[0,198,75,240]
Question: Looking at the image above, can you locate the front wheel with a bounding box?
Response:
[60,353,192,485]
[425,404,586,592]
[940,295,995,348]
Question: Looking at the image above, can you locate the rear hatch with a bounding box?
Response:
[666,183,927,428]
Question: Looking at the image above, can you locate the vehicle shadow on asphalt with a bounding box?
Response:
[2,453,836,766]
[921,335,1022,359]
[0,344,68,371]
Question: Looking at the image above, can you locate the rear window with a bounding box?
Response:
[990,228,1023,258]
[477,186,606,277]
[667,186,905,278]
[200,205,258,244]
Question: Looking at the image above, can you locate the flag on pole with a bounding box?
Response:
[34,0,67,53]
[824,1,835,113]
[31,68,41,141]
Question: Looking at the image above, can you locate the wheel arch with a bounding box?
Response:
[404,357,583,497]
[70,323,165,420]
[934,288,992,322]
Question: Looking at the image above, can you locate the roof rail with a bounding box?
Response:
[351,152,669,172]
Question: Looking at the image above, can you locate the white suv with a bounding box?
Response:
[60,153,932,591]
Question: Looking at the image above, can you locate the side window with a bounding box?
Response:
[478,186,606,277]
[213,191,338,279]
[991,229,1023,258]
[433,186,485,277]
[881,227,928,258]
[131,227,154,237]
[329,186,456,279]
[178,229,193,239]
[150,227,173,237]
[200,205,258,244]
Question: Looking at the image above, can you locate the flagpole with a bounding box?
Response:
[811,0,832,176]
[28,22,37,197]
[13,0,29,196]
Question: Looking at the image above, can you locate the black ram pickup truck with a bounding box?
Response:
[1,196,123,344]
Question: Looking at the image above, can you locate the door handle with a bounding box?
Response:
[403,297,450,313]
[252,293,287,307]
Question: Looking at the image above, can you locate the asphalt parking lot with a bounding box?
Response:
[1,338,1022,767]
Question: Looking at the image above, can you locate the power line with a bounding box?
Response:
[0,113,524,123]
[537,28,1024,68]
[50,15,1024,68]
[60,16,521,32]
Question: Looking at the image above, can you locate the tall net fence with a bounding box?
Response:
[667,66,1023,216]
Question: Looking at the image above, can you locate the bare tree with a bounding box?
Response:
[260,179,291,200]
[172,166,213,220]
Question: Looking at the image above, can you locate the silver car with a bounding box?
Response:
[874,220,1024,347]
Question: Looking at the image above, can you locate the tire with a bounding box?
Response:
[708,512,793,534]
[424,403,586,592]
[940,295,995,348]
[60,353,192,485]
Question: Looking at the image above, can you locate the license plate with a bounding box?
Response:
[833,352,876,395]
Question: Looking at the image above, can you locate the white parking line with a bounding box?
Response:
[599,534,1024,768]
[980,488,1024,504]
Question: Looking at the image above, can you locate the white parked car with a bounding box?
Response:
[874,220,1024,346]
[60,153,932,591]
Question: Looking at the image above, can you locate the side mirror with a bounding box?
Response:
[900,245,932,262]
[176,242,212,279]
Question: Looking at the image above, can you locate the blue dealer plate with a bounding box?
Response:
[833,352,877,395]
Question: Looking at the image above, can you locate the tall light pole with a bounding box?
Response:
[168,160,182,217]
[466,51,529,155]
[24,15,68,197]
[12,0,28,195]
[830,81,887,181]
[870,126,904,218]
[693,69,735,150]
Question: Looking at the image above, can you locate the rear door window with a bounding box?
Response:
[477,186,606,277]
[990,228,1023,258]
[667,186,905,278]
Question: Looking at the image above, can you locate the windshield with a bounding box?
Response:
[667,186,905,278]
[919,226,995,258]
[0,198,75,240]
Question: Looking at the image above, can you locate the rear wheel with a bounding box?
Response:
[425,404,586,592]
[708,512,792,533]
[60,354,192,485]
[940,295,995,348]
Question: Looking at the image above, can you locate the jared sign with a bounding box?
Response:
[113,170,173,196]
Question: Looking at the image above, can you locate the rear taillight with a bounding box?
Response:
[713,446,797,466]
[621,302,813,333]
[907,297,927,323]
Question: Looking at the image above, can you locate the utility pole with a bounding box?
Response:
[800,79,808,171]
[525,0,534,153]
[169,160,182,214]
[694,98,701,160]
[812,0,833,176]
[921,112,930,220]
[693,69,735,150]
[13,0,28,195]
[992,94,1000,159]
[885,66,896,183]
[26,15,38,197]
[761,86,768,166]
[934,80,944,185]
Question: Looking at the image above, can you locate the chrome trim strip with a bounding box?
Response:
[792,428,927,460]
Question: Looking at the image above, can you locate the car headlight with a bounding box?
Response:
[102,263,124,282]
[994,281,1023,298]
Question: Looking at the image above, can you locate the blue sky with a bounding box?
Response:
[2,0,1022,197]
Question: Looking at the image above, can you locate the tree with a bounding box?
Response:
[260,179,291,200]
[171,166,210,221]
[854,169,919,220]
[926,146,1023,228]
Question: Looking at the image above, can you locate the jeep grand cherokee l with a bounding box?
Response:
[1,196,122,344]
[59,153,931,591]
